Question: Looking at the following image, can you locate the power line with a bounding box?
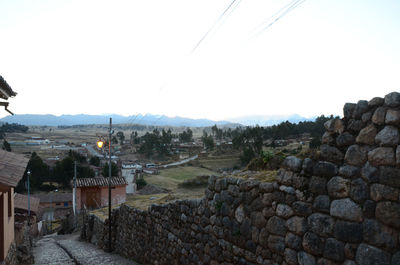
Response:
[192,0,242,53]
[250,0,306,39]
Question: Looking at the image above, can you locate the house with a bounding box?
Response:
[14,193,40,226]
[14,194,41,242]
[31,193,72,221]
[0,75,17,115]
[0,149,29,262]
[121,162,141,194]
[75,177,127,210]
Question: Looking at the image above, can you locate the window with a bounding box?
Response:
[8,190,12,217]
[56,202,61,206]
[64,202,68,207]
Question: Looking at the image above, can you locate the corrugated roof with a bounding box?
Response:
[0,75,16,100]
[31,192,72,203]
[76,177,127,188]
[14,193,40,214]
[0,150,29,187]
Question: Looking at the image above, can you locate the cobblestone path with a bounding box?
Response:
[33,233,139,265]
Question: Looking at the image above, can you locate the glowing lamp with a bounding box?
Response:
[97,139,105,149]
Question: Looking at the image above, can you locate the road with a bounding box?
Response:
[85,145,103,158]
[160,154,198,168]
[33,233,139,265]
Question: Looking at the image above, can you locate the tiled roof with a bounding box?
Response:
[31,192,72,203]
[0,75,16,100]
[76,177,127,188]
[0,150,29,187]
[14,193,40,214]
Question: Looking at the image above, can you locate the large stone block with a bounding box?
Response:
[385,109,400,125]
[368,147,395,166]
[345,145,368,166]
[267,216,287,236]
[339,165,360,178]
[353,100,369,119]
[370,183,399,201]
[298,251,316,265]
[283,156,303,172]
[343,103,356,119]
[363,219,398,251]
[313,161,338,177]
[330,198,363,222]
[334,220,363,243]
[302,232,324,255]
[375,126,399,146]
[361,162,379,183]
[327,176,350,198]
[355,243,390,265]
[324,119,345,134]
[267,235,285,253]
[350,178,369,203]
[309,176,327,195]
[292,201,312,217]
[347,119,364,133]
[323,238,345,262]
[284,248,298,265]
[336,132,355,147]
[276,204,294,219]
[320,145,344,164]
[356,124,377,145]
[379,166,400,187]
[286,216,308,235]
[285,232,302,250]
[307,213,334,237]
[372,107,387,125]
[368,97,384,108]
[375,201,400,229]
[313,195,330,213]
[384,92,400,107]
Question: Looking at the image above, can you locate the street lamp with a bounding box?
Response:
[27,170,31,225]
[96,118,113,252]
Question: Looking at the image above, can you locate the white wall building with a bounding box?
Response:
[121,163,142,194]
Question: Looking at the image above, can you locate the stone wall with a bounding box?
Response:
[82,92,400,265]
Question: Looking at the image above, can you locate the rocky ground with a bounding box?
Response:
[32,233,139,265]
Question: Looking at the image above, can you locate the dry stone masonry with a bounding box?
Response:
[82,92,400,265]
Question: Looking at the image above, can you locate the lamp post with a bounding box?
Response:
[27,170,31,225]
[96,117,113,252]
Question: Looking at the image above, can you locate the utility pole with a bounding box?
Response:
[27,170,31,225]
[73,161,77,228]
[108,117,112,252]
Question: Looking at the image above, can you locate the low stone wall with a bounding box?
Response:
[81,92,400,265]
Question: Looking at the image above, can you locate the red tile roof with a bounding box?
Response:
[0,75,16,100]
[14,193,40,214]
[0,150,29,187]
[31,192,72,203]
[76,177,127,188]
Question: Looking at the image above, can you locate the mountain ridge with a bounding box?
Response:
[0,113,315,127]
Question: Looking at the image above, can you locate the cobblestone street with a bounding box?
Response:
[33,233,139,265]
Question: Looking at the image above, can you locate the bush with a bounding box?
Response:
[136,178,147,189]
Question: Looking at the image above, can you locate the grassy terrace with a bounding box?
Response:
[90,165,277,220]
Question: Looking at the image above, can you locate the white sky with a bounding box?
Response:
[0,0,399,121]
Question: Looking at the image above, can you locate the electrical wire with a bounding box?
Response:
[191,0,242,53]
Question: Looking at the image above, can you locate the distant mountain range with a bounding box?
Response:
[228,114,315,126]
[0,113,315,127]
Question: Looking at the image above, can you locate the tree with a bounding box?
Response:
[2,139,11,152]
[16,152,49,192]
[179,128,193,143]
[89,156,100,167]
[102,162,119,177]
[116,131,125,144]
[201,131,214,151]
